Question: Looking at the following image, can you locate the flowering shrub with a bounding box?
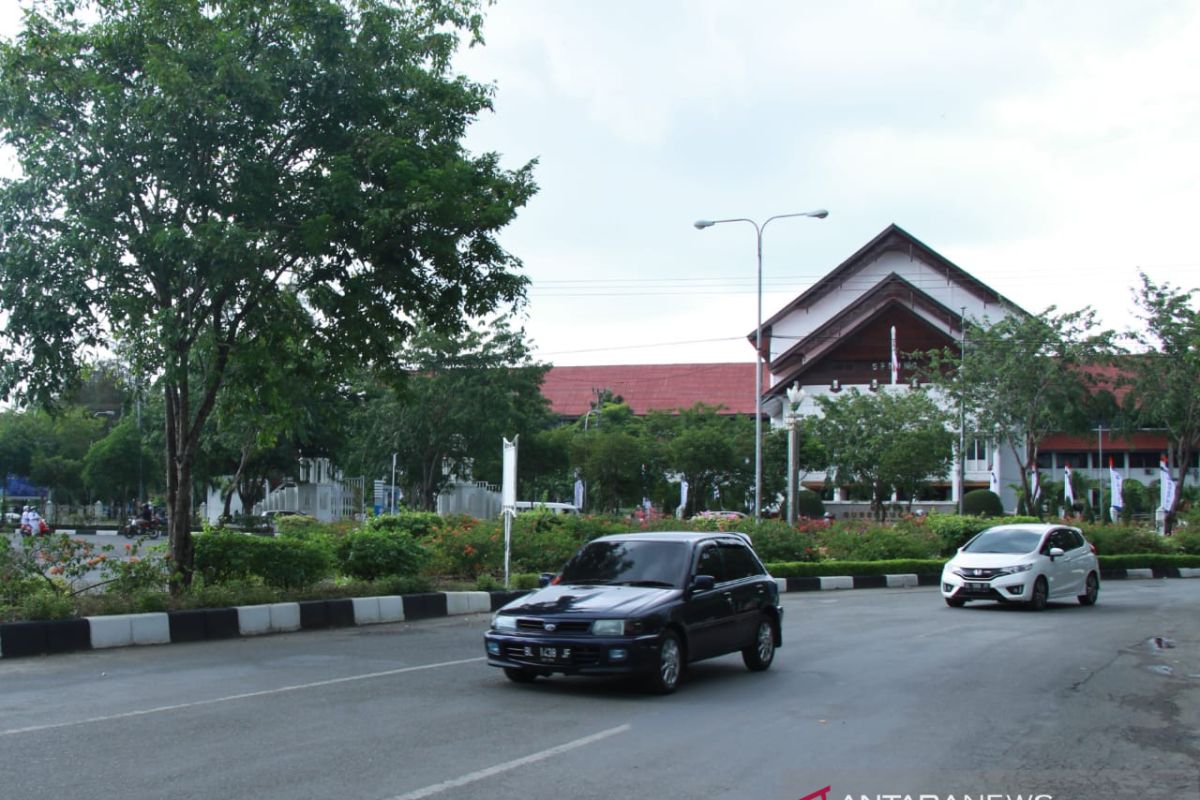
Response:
[424,516,501,577]
[100,541,175,596]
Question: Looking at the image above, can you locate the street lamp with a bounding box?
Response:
[694,209,828,522]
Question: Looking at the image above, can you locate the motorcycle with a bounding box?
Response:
[122,516,165,540]
[19,520,51,537]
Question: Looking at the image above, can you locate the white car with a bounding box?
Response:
[941,523,1100,610]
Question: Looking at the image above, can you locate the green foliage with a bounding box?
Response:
[20,591,76,621]
[794,489,826,519]
[818,521,942,561]
[194,530,331,589]
[1098,553,1200,569]
[336,529,428,581]
[815,389,954,519]
[962,489,1004,517]
[362,511,449,539]
[922,513,1036,555]
[1083,525,1175,555]
[195,531,260,585]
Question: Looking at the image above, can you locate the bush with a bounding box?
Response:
[253,537,334,589]
[923,513,1040,555]
[741,520,821,563]
[766,559,946,577]
[362,511,448,539]
[1172,525,1200,555]
[963,489,1003,517]
[21,591,75,621]
[795,490,826,519]
[817,521,941,561]
[1084,525,1175,555]
[1098,553,1200,569]
[336,529,428,581]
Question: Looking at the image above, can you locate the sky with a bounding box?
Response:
[3,1,1199,367]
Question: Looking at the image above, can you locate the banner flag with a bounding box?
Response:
[573,478,584,510]
[1064,464,1075,507]
[890,326,899,385]
[989,468,1000,495]
[1160,456,1176,512]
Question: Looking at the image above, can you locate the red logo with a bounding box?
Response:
[800,788,832,800]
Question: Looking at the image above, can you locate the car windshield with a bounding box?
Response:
[962,528,1044,554]
[558,540,688,587]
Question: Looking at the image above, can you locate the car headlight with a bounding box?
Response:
[591,619,627,636]
[997,563,1035,576]
[492,614,517,632]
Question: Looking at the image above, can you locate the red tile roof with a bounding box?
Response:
[541,363,761,417]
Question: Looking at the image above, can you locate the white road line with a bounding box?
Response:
[384,724,632,800]
[0,656,484,737]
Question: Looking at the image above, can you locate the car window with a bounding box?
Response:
[695,545,728,583]
[720,543,765,580]
[558,540,688,586]
[962,528,1043,554]
[1068,530,1086,550]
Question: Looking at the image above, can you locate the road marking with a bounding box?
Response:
[384,724,631,800]
[0,656,485,737]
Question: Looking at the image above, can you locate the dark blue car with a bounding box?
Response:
[484,531,782,693]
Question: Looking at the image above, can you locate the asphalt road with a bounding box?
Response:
[2,582,1197,800]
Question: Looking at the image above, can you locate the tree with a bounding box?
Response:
[0,0,536,585]
[340,317,550,510]
[1122,273,1200,533]
[815,388,954,520]
[924,307,1114,517]
[81,418,146,508]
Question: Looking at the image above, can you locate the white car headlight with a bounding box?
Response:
[997,563,1035,576]
[591,619,626,636]
[492,614,517,632]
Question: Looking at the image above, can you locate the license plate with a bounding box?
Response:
[965,582,989,591]
[522,645,571,663]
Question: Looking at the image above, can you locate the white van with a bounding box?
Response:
[514,501,580,516]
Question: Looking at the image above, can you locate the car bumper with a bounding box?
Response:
[484,632,664,676]
[940,571,1034,603]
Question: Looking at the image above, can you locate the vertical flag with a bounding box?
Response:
[677,479,689,519]
[573,477,584,510]
[1064,464,1075,508]
[1160,456,1176,513]
[501,436,518,588]
[890,326,899,385]
[1109,457,1123,522]
[989,467,1000,496]
[1030,468,1040,504]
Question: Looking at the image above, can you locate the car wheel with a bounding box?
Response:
[1078,572,1099,606]
[742,616,776,672]
[1029,576,1048,611]
[646,630,683,694]
[503,667,538,684]
[945,597,966,608]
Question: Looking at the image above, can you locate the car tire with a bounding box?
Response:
[645,630,683,694]
[742,616,776,672]
[1077,572,1099,606]
[503,667,538,684]
[1029,576,1048,611]
[945,597,966,608]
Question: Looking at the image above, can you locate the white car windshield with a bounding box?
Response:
[962,528,1043,554]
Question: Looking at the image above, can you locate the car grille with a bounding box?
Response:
[515,619,593,634]
[954,567,1005,580]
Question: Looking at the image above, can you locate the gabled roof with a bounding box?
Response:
[540,363,761,417]
[770,271,964,379]
[752,223,1024,340]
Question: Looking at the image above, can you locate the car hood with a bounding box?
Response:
[947,552,1037,569]
[500,583,680,617]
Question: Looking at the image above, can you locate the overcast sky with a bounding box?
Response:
[4,1,1198,367]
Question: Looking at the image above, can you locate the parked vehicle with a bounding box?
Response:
[485,531,782,693]
[940,523,1100,610]
[513,501,579,516]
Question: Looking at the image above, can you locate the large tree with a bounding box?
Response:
[0,0,535,584]
[1122,273,1200,533]
[815,388,954,520]
[924,307,1114,516]
[340,317,551,511]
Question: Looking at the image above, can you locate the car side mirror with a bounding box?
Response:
[1048,547,1064,560]
[690,574,716,592]
[538,572,555,588]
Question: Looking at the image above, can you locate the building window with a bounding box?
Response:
[1127,451,1160,469]
[1036,452,1054,469]
[1060,452,1088,469]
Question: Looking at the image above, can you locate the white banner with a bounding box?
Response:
[989,469,1000,495]
[1109,465,1124,510]
[1160,457,1176,512]
[573,478,584,510]
[1064,464,1075,507]
[501,436,518,508]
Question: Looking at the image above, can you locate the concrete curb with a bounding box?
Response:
[2,572,1195,659]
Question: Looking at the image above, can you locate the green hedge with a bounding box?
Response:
[1097,554,1200,569]
[766,559,946,577]
[194,530,334,589]
[336,529,428,581]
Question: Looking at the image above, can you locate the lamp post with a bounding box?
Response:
[785,382,805,525]
[694,209,828,522]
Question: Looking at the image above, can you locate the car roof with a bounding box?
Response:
[980,523,1079,535]
[591,531,752,545]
